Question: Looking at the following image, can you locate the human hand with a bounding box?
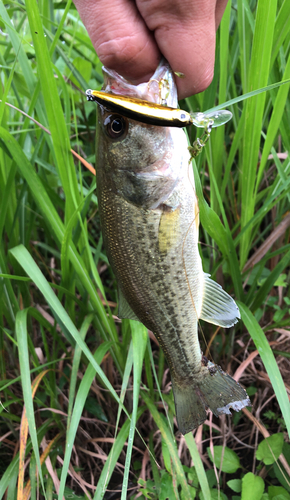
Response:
[74,0,228,99]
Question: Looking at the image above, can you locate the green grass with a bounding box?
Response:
[0,0,290,498]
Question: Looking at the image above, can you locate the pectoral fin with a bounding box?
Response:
[158,206,180,253]
[118,287,140,321]
[199,273,240,328]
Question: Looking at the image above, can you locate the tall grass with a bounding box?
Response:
[0,0,290,498]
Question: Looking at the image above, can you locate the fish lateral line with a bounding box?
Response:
[179,199,210,362]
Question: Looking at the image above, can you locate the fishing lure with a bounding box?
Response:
[86,88,232,144]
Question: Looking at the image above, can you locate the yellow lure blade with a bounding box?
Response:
[86,89,192,128]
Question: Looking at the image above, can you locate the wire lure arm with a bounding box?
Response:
[187,110,232,159]
[188,119,214,159]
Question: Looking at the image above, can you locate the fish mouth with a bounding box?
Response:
[102,58,178,108]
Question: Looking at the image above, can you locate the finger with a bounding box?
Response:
[215,0,229,28]
[136,0,218,98]
[73,0,160,83]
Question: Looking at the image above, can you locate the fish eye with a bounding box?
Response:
[104,114,128,140]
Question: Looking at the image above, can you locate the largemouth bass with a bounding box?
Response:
[95,60,250,434]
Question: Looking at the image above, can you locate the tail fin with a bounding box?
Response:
[172,362,250,435]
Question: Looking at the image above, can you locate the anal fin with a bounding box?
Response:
[199,273,240,328]
[118,286,140,321]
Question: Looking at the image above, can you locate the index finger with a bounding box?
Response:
[73,0,161,84]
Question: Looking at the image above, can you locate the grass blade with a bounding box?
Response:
[25,0,79,218]
[184,432,211,499]
[16,309,46,497]
[59,341,112,500]
[240,0,278,267]
[239,302,290,437]
[141,391,192,499]
[121,321,147,499]
[10,244,124,409]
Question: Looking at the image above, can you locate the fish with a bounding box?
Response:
[94,60,250,434]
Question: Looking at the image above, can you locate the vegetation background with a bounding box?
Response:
[0,0,290,498]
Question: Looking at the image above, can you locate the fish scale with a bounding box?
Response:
[95,60,250,434]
